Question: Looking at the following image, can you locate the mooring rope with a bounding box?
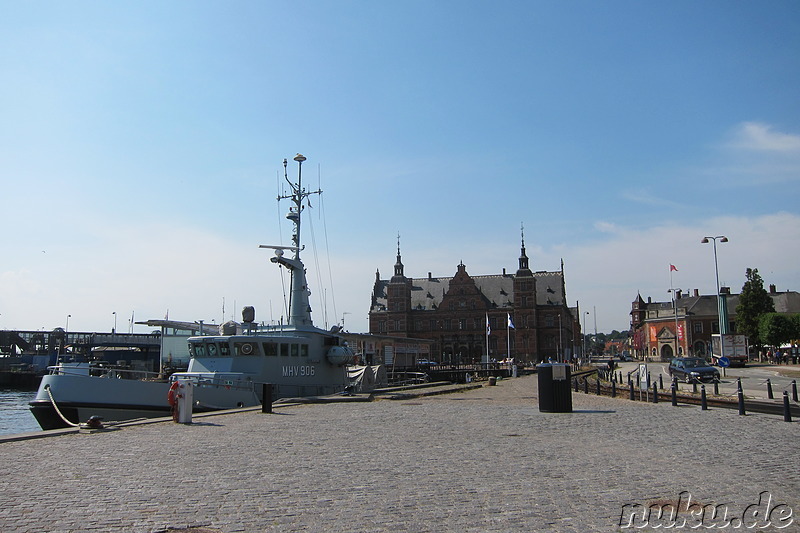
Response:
[44,385,80,428]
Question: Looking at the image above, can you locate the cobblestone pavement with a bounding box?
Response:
[1,374,798,532]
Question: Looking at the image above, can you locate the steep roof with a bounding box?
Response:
[372,269,566,312]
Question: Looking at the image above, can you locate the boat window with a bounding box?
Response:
[280,344,289,357]
[207,344,218,357]
[191,344,204,357]
[262,342,278,356]
[300,344,309,357]
[219,343,231,356]
[290,344,299,357]
[235,342,257,356]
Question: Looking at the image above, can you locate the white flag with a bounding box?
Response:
[486,314,491,335]
[507,313,515,329]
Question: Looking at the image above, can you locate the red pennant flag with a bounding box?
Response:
[670,264,678,272]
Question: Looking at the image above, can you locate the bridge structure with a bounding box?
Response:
[0,329,162,371]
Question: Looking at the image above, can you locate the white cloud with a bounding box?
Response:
[731,122,800,153]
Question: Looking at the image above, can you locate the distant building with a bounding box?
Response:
[629,284,800,361]
[368,236,581,365]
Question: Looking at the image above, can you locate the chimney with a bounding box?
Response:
[720,286,731,295]
[770,284,777,294]
[675,289,682,299]
[694,289,699,297]
[428,272,432,280]
[647,296,652,303]
[503,268,507,276]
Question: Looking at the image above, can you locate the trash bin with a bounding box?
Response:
[537,363,572,413]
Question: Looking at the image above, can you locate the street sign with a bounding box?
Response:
[639,363,648,390]
[718,356,731,368]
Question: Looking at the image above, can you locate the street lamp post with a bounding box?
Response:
[583,310,590,362]
[701,236,728,370]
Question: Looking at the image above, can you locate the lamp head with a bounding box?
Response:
[720,236,728,243]
[701,237,709,243]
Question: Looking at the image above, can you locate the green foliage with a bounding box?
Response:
[758,313,800,348]
[735,268,775,347]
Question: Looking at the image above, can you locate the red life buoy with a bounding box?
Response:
[167,381,180,407]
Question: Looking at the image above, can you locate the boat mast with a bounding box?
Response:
[262,154,321,328]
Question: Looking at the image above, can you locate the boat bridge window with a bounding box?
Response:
[208,344,218,357]
[234,342,258,356]
[276,343,309,357]
[262,342,278,356]
[219,343,231,356]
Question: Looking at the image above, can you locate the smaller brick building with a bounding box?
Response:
[629,285,800,360]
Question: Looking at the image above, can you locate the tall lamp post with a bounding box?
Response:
[583,310,590,361]
[701,236,728,367]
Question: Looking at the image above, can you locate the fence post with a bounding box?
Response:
[784,391,792,423]
[630,380,635,401]
[671,378,677,406]
[659,374,663,390]
[767,379,774,399]
[738,388,746,416]
[701,384,708,410]
[596,378,601,396]
[611,380,616,398]
[652,382,658,403]
[793,380,798,402]
[262,383,273,414]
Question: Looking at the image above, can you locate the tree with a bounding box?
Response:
[758,313,797,349]
[735,268,775,348]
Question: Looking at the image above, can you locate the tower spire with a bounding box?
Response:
[393,232,405,279]
[518,222,530,272]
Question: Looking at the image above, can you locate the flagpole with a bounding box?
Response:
[485,313,489,365]
[507,313,511,360]
[670,264,679,358]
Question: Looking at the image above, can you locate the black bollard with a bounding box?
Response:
[737,377,743,392]
[659,374,663,390]
[574,378,579,393]
[714,380,719,396]
[596,378,601,396]
[262,383,274,413]
[671,380,677,406]
[584,377,589,394]
[611,380,616,398]
[793,380,798,402]
[738,388,746,416]
[692,380,697,394]
[701,385,708,410]
[767,379,774,399]
[630,380,635,401]
[783,391,792,423]
[652,382,658,403]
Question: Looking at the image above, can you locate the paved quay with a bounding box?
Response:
[1,374,798,532]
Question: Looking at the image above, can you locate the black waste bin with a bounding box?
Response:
[537,363,572,413]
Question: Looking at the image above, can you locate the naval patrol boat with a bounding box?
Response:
[30,154,358,430]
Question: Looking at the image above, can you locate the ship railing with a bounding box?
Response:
[47,363,162,381]
[169,372,257,392]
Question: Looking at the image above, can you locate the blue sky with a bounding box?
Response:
[2,1,799,335]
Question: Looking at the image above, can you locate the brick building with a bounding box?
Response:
[629,285,800,361]
[368,237,581,365]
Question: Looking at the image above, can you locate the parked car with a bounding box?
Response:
[668,357,720,383]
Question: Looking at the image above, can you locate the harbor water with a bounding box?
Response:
[0,390,40,436]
